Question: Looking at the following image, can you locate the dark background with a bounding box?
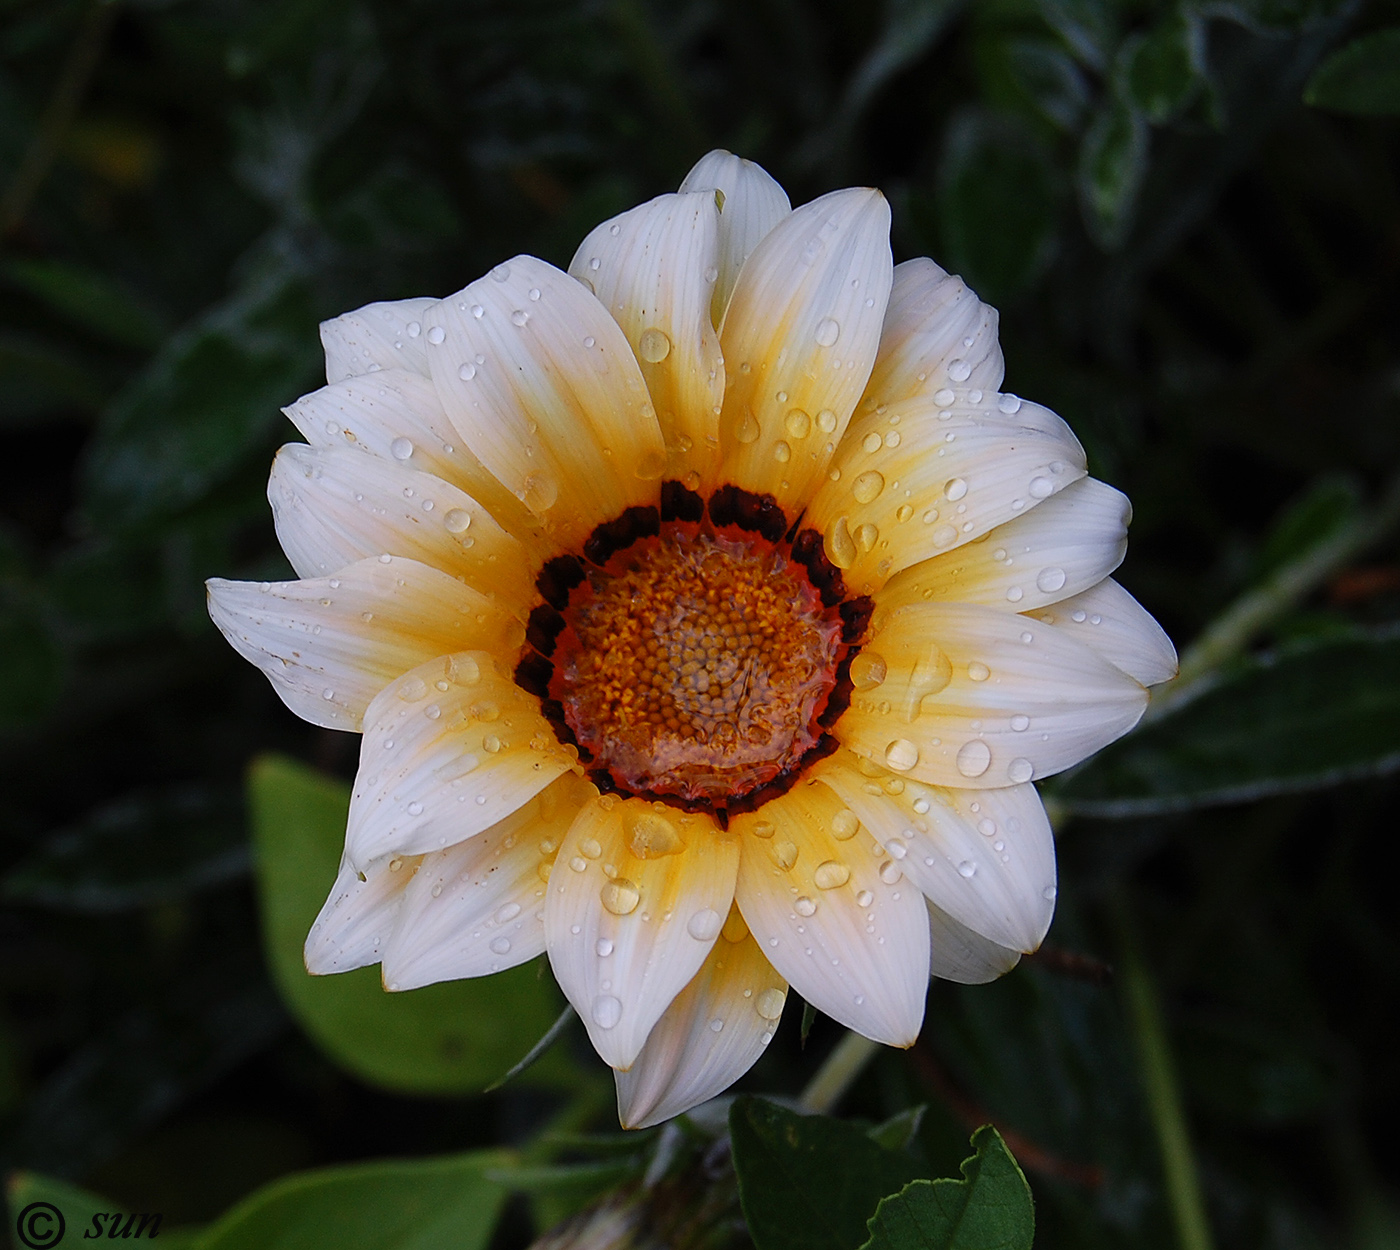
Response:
[1,0,1398,1246]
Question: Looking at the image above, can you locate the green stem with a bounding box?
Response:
[1115,906,1214,1250]
[798,1030,880,1115]
[1146,469,1400,724]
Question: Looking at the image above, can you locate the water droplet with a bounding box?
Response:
[943,477,968,502]
[817,409,838,433]
[785,409,811,439]
[1029,475,1053,499]
[773,440,791,463]
[795,896,818,918]
[998,393,1022,413]
[458,362,477,380]
[490,936,512,955]
[756,987,785,1020]
[600,878,641,915]
[569,856,587,873]
[1011,714,1030,732]
[968,661,990,682]
[956,740,992,778]
[638,327,671,362]
[398,677,429,702]
[579,837,602,859]
[850,651,887,691]
[829,810,860,842]
[1008,757,1034,783]
[595,937,614,957]
[885,739,919,772]
[852,470,885,504]
[947,358,972,382]
[862,431,883,454]
[426,325,445,344]
[592,994,623,1028]
[390,437,414,461]
[957,859,978,878]
[814,317,840,346]
[879,860,902,884]
[773,840,798,870]
[444,508,472,534]
[735,410,761,444]
[496,902,522,923]
[1005,586,1024,603]
[687,907,722,941]
[1042,885,1058,901]
[814,860,850,889]
[855,523,878,552]
[751,820,775,839]
[322,688,335,701]
[406,800,424,816]
[896,504,914,522]
[886,838,908,861]
[1036,566,1067,593]
[627,810,684,858]
[520,472,559,514]
[825,516,857,569]
[912,797,931,814]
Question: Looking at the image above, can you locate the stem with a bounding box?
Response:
[798,1030,880,1115]
[1146,469,1400,724]
[1115,905,1214,1250]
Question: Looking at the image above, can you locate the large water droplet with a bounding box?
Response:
[773,440,791,463]
[852,470,885,504]
[1036,566,1067,593]
[520,472,559,514]
[390,437,414,461]
[1007,757,1034,783]
[687,907,722,941]
[956,740,992,778]
[794,896,817,917]
[830,809,860,840]
[943,477,968,501]
[773,840,798,870]
[426,325,445,345]
[885,739,919,772]
[444,508,472,534]
[814,317,840,347]
[1011,714,1030,732]
[947,358,972,382]
[1029,475,1054,499]
[735,410,761,444]
[967,661,990,682]
[600,878,641,915]
[756,987,785,1020]
[785,409,811,439]
[496,902,522,923]
[814,860,850,889]
[627,810,684,858]
[957,859,978,878]
[825,516,857,569]
[638,327,671,362]
[592,994,623,1029]
[850,651,887,691]
[489,936,512,955]
[398,677,429,701]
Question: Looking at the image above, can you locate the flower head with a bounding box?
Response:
[208,151,1176,1128]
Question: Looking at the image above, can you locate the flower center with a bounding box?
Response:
[518,486,870,817]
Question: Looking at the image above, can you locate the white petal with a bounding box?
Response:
[804,394,1087,595]
[816,751,1055,952]
[206,557,525,731]
[544,797,739,1069]
[1025,577,1178,687]
[321,298,437,383]
[925,898,1022,985]
[837,601,1148,786]
[347,651,575,867]
[282,370,544,541]
[380,772,594,990]
[569,192,726,489]
[874,477,1130,615]
[715,188,894,514]
[269,443,538,605]
[304,851,422,974]
[425,257,667,553]
[616,919,786,1128]
[732,783,929,1047]
[862,259,1003,408]
[678,150,791,325]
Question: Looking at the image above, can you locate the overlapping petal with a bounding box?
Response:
[678,150,791,325]
[715,188,894,513]
[269,443,538,605]
[815,750,1055,952]
[304,852,423,975]
[206,557,525,731]
[380,772,595,991]
[861,258,1004,409]
[731,782,929,1046]
[615,913,786,1129]
[569,192,726,488]
[282,370,543,540]
[320,298,437,383]
[544,797,740,1069]
[346,651,574,867]
[424,256,667,552]
[1025,577,1178,687]
[925,900,1022,985]
[873,476,1130,615]
[836,601,1148,788]
[805,395,1087,595]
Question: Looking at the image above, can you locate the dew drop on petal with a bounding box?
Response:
[824,517,857,570]
[947,358,972,382]
[1036,566,1067,593]
[596,937,614,957]
[490,936,511,955]
[956,739,992,778]
[735,410,761,444]
[850,651,887,691]
[814,317,840,347]
[785,409,811,439]
[1011,714,1030,732]
[600,878,641,915]
[390,437,414,461]
[444,508,472,533]
[687,907,722,941]
[592,994,623,1029]
[756,987,785,1020]
[943,477,968,501]
[856,889,874,908]
[885,739,919,772]
[830,809,860,841]
[1029,476,1054,499]
[967,661,990,682]
[814,860,850,889]
[638,327,671,362]
[817,409,838,433]
[426,325,445,345]
[773,840,798,870]
[852,471,885,503]
[957,859,978,878]
[458,362,477,380]
[1008,757,1034,783]
[496,902,521,923]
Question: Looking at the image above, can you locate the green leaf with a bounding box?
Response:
[800,998,818,1046]
[248,754,573,1093]
[1123,15,1203,124]
[190,1151,510,1250]
[860,1126,1034,1250]
[82,266,321,530]
[729,1096,922,1250]
[1002,38,1091,131]
[6,1172,199,1246]
[937,110,1059,305]
[2,257,167,350]
[1078,96,1147,249]
[1049,628,1400,816]
[1304,27,1400,115]
[868,1106,928,1153]
[1253,475,1361,583]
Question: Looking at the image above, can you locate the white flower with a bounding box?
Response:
[208,151,1176,1129]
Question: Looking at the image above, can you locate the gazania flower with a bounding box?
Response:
[209,151,1175,1128]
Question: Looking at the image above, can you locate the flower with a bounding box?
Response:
[208,150,1177,1128]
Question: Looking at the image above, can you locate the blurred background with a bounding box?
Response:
[2,0,1399,1246]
